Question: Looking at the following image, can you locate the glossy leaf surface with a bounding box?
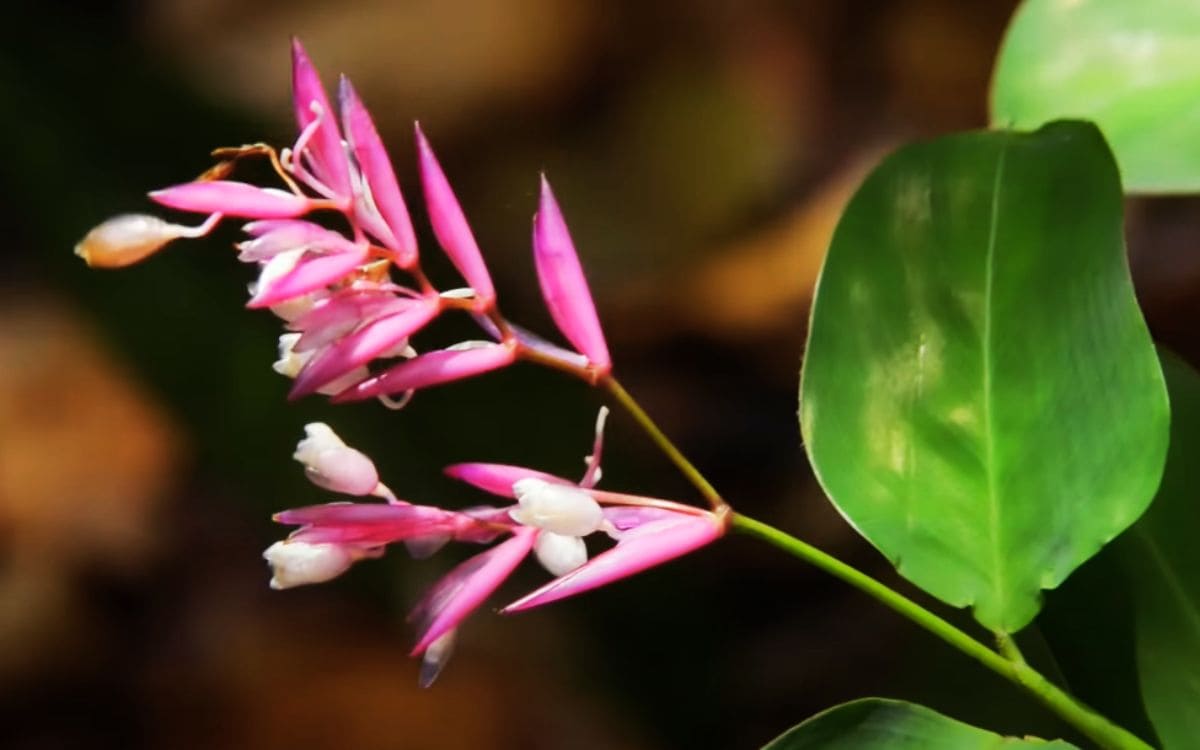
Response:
[991,0,1200,193]
[800,122,1168,632]
[1122,352,1200,749]
[761,699,1076,749]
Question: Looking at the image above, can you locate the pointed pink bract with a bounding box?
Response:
[239,220,350,262]
[291,291,410,352]
[248,244,371,308]
[415,125,496,303]
[503,512,723,612]
[444,463,571,498]
[339,77,419,265]
[291,38,352,198]
[151,181,310,219]
[533,177,610,370]
[333,343,517,401]
[410,527,537,654]
[289,297,441,398]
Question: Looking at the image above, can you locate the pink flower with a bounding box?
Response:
[266,412,726,686]
[79,40,621,406]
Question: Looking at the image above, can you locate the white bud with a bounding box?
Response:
[75,214,184,268]
[270,292,322,323]
[510,479,604,537]
[273,333,309,378]
[250,247,306,298]
[534,532,588,576]
[273,334,368,395]
[264,540,356,589]
[294,422,380,495]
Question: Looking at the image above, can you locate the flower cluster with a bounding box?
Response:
[76,39,729,687]
[76,39,611,405]
[270,412,726,686]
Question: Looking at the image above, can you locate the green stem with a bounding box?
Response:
[602,375,1150,748]
[996,632,1027,665]
[601,375,726,510]
[732,513,1153,750]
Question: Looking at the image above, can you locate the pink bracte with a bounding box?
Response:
[119,39,613,405]
[268,412,726,687]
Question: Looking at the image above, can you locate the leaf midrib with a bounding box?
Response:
[982,140,1010,624]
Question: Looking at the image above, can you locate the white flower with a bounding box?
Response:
[264,540,362,589]
[534,531,588,576]
[510,478,604,537]
[272,334,369,395]
[293,422,380,495]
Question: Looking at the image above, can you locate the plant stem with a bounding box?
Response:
[996,632,1027,665]
[600,375,726,510]
[731,513,1153,750]
[603,375,1150,748]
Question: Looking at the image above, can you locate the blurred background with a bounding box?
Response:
[0,0,1196,747]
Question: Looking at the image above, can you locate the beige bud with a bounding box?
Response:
[74,214,184,268]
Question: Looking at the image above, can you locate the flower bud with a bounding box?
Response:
[273,334,368,396]
[264,540,357,589]
[510,478,604,537]
[74,214,187,268]
[293,422,380,495]
[534,531,588,576]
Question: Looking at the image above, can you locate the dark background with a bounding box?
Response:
[0,1,1196,747]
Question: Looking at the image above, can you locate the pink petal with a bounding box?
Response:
[340,77,418,265]
[248,245,371,308]
[601,505,678,531]
[151,181,310,219]
[289,297,441,398]
[533,177,610,370]
[333,343,517,402]
[291,291,410,352]
[291,38,352,198]
[444,463,572,498]
[281,502,505,546]
[503,512,723,612]
[415,124,496,302]
[410,527,536,654]
[239,220,352,262]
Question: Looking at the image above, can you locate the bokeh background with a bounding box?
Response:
[1,1,1197,748]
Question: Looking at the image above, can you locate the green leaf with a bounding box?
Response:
[799,121,1169,632]
[761,699,1077,749]
[1121,352,1200,749]
[991,0,1200,193]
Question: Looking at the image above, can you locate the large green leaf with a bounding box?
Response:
[800,121,1168,633]
[761,699,1076,749]
[1121,352,1200,749]
[991,0,1200,193]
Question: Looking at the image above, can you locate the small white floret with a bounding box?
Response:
[534,531,588,576]
[510,478,604,537]
[263,540,356,589]
[293,422,380,495]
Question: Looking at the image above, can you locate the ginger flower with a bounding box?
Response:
[76,39,614,405]
[266,412,726,686]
